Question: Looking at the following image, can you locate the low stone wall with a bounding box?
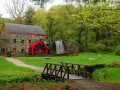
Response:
[63,40,81,54]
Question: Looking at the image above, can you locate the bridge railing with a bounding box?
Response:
[59,62,91,78]
[42,63,72,79]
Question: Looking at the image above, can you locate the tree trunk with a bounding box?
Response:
[95,29,100,41]
[78,30,82,44]
[85,29,88,48]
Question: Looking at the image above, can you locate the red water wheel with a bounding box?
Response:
[29,41,48,56]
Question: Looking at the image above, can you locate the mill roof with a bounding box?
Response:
[5,23,46,35]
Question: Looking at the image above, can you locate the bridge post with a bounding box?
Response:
[55,65,57,80]
[72,64,74,74]
[67,66,69,79]
[50,64,53,78]
[46,63,49,75]
[77,65,80,76]
[60,65,63,78]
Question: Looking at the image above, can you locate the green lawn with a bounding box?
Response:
[16,53,120,67]
[0,57,40,85]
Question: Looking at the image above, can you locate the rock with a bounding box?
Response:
[89,58,95,60]
[44,57,51,59]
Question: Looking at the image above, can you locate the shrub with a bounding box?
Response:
[115,45,120,56]
[6,51,13,57]
[107,46,115,52]
[104,40,114,46]
[83,43,97,53]
[96,43,106,52]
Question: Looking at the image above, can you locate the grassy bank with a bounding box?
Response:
[0,57,41,85]
[92,66,120,84]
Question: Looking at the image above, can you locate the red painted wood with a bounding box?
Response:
[29,41,48,56]
[13,49,16,56]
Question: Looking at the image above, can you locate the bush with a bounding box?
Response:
[96,43,106,52]
[107,46,115,52]
[6,51,13,57]
[104,40,114,46]
[83,43,97,53]
[115,45,120,56]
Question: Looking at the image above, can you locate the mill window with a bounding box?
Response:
[6,39,7,43]
[21,49,24,53]
[14,39,16,43]
[21,40,24,44]
[1,48,5,54]
[29,40,31,44]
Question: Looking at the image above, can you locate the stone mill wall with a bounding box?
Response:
[63,40,81,54]
[0,27,46,56]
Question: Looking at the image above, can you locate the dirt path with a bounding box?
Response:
[68,79,119,90]
[1,57,119,90]
[3,57,44,72]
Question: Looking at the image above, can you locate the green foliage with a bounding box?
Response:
[32,4,120,52]
[115,45,120,56]
[86,43,97,53]
[96,43,106,52]
[24,6,35,25]
[6,51,13,57]
[92,66,120,84]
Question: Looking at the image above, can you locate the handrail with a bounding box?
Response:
[59,62,91,67]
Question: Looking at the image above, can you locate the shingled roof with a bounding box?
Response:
[5,23,46,35]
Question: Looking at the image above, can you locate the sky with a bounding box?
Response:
[0,0,65,18]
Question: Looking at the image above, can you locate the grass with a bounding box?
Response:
[16,52,120,67]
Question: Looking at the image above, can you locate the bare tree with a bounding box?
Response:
[5,0,28,24]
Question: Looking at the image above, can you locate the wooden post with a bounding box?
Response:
[77,65,80,76]
[72,64,73,74]
[46,63,49,75]
[55,65,57,80]
[67,66,69,79]
[50,64,52,78]
[60,65,62,78]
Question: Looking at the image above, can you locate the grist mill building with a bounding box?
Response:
[0,23,48,56]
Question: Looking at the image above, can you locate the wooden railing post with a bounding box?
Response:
[50,64,52,78]
[72,64,73,74]
[77,65,80,76]
[67,66,69,79]
[46,63,49,75]
[55,65,57,80]
[60,65,63,78]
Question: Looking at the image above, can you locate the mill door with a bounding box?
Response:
[13,49,16,56]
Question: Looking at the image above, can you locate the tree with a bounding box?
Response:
[5,0,28,24]
[24,7,35,25]
[30,0,53,7]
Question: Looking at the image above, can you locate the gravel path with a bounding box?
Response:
[4,57,44,72]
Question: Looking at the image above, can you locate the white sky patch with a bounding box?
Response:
[0,0,65,19]
[46,0,66,10]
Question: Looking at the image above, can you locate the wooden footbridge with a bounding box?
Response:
[42,62,102,80]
